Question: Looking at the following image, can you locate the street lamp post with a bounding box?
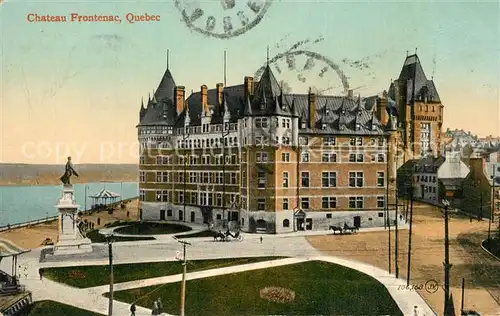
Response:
[442,199,452,315]
[104,233,115,316]
[176,239,191,316]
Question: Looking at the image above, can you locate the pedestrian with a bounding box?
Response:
[260,236,263,244]
[127,211,130,217]
[97,217,101,226]
[38,269,43,280]
[130,303,136,316]
[157,298,163,313]
[152,300,159,315]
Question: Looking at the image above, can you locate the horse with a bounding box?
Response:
[213,232,226,242]
[329,225,343,235]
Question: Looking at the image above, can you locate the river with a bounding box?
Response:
[0,182,139,226]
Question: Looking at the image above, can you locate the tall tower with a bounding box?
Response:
[389,53,443,160]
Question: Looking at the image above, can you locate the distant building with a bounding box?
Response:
[437,151,470,201]
[461,153,500,219]
[136,62,400,233]
[413,155,445,204]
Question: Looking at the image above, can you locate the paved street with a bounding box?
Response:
[1,224,436,316]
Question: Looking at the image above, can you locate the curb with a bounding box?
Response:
[480,239,500,262]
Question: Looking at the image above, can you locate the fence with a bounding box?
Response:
[0,216,59,232]
[0,196,138,232]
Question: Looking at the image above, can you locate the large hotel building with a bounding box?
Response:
[137,54,440,234]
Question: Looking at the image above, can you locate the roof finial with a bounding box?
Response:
[224,50,227,87]
[406,50,409,57]
[148,92,151,101]
[266,46,270,66]
[166,49,169,70]
[415,47,417,55]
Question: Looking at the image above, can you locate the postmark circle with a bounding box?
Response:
[424,279,439,293]
[174,0,272,39]
[254,50,350,94]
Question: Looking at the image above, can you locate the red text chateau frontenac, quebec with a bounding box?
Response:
[26,13,160,23]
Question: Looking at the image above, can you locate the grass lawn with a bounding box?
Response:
[41,256,286,288]
[25,300,103,316]
[483,237,500,258]
[86,230,155,243]
[174,230,215,238]
[114,222,191,235]
[111,260,403,316]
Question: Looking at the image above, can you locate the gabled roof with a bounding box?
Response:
[438,152,470,179]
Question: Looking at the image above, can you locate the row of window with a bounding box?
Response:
[142,171,239,185]
[253,117,292,129]
[178,136,239,149]
[152,154,239,166]
[258,152,386,163]
[139,190,386,210]
[283,171,385,188]
[143,151,386,166]
[416,175,437,183]
[142,170,385,188]
[253,196,386,211]
[140,190,238,206]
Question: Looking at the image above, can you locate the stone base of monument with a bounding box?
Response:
[53,184,94,256]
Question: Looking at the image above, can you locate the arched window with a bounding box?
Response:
[283,219,290,227]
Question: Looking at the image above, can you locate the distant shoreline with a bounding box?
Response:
[0,163,138,187]
[0,178,139,187]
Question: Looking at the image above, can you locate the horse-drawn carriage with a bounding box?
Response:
[329,223,359,235]
[213,229,243,242]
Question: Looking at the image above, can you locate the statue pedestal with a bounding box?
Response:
[53,184,93,256]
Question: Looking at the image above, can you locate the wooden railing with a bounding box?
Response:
[0,216,58,232]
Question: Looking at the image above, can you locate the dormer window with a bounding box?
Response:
[356,123,361,130]
[260,102,266,110]
[326,109,330,115]
[301,122,306,129]
[372,124,377,131]
[322,124,327,130]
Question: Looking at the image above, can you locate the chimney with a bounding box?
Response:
[216,83,224,106]
[308,91,317,128]
[377,96,389,126]
[244,76,254,99]
[347,90,353,98]
[175,86,185,115]
[201,85,209,114]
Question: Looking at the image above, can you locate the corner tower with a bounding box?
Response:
[389,53,444,160]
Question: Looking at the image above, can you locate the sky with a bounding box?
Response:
[1,0,499,164]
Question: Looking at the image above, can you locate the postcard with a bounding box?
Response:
[0,1,499,315]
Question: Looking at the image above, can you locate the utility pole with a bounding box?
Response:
[479,193,483,221]
[178,239,191,316]
[183,130,189,223]
[407,179,414,286]
[107,235,114,316]
[395,189,399,278]
[221,50,228,228]
[443,199,452,315]
[386,135,391,274]
[461,278,465,315]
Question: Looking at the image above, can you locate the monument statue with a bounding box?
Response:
[59,156,79,185]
